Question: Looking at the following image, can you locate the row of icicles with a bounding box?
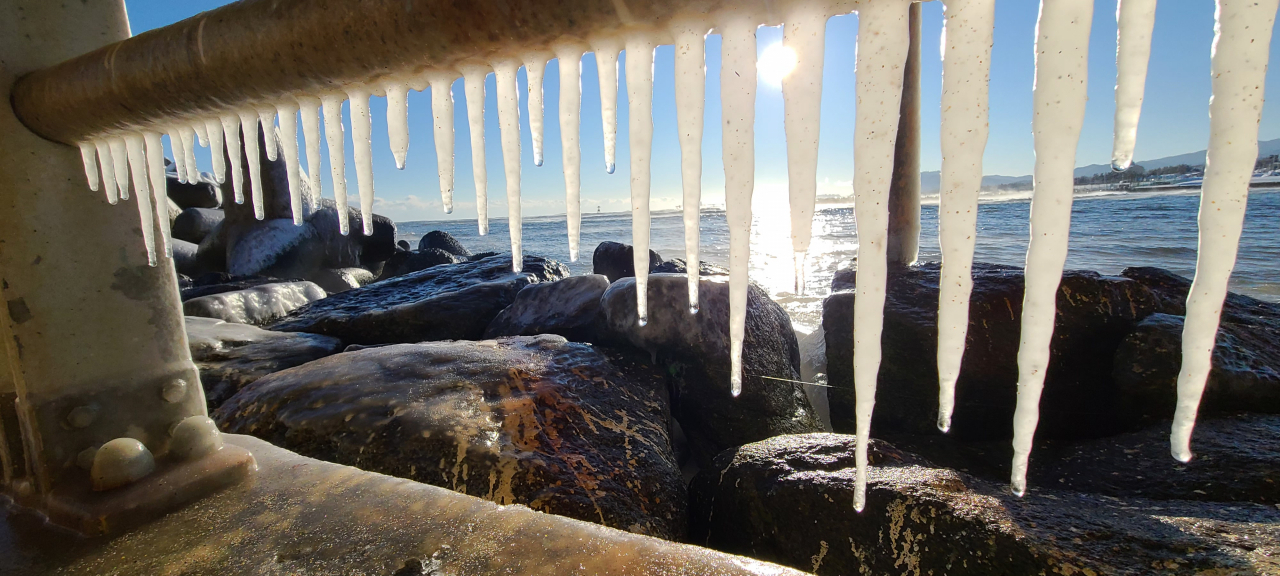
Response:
[73,0,1278,510]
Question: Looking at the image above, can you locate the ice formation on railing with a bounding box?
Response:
[935,0,995,433]
[69,0,1278,506]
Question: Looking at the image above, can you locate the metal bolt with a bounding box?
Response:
[66,405,97,428]
[162,379,187,403]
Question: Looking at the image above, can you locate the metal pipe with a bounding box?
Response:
[886,0,922,265]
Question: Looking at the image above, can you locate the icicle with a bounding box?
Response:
[238,109,265,220]
[782,7,828,296]
[1111,0,1158,171]
[259,108,279,161]
[321,94,350,235]
[849,0,913,513]
[1171,0,1279,463]
[220,114,246,205]
[937,0,996,433]
[555,43,586,261]
[108,137,131,202]
[1011,0,1095,498]
[348,86,376,235]
[385,80,410,170]
[277,100,304,225]
[79,142,101,192]
[524,52,551,167]
[193,122,209,148]
[672,20,707,312]
[462,64,490,235]
[428,74,457,214]
[720,17,757,398]
[94,141,119,205]
[141,132,173,258]
[169,128,189,184]
[299,96,325,200]
[592,37,623,174]
[627,35,657,325]
[126,134,157,266]
[205,118,227,189]
[493,59,525,273]
[179,125,200,184]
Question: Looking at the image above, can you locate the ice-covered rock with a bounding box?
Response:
[485,274,610,342]
[185,316,343,410]
[183,280,326,325]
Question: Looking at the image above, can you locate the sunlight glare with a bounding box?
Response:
[758,43,798,85]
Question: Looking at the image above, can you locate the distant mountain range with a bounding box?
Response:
[918,137,1280,194]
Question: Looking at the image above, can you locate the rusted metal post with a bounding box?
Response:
[887,0,922,266]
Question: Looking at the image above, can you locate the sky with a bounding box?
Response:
[127,1,1280,222]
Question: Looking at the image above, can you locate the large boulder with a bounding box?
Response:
[484,275,610,342]
[689,433,1280,576]
[1121,266,1280,324]
[378,248,462,281]
[172,207,225,244]
[171,238,200,277]
[180,274,290,301]
[418,230,472,258]
[183,280,327,325]
[270,253,569,345]
[652,257,729,277]
[308,267,376,294]
[186,316,343,410]
[592,241,662,283]
[226,219,324,278]
[602,274,823,465]
[214,336,687,539]
[166,171,221,209]
[1113,313,1280,427]
[824,262,1160,440]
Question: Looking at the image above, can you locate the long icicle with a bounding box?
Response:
[673,19,707,312]
[238,109,265,219]
[936,0,996,433]
[592,37,623,174]
[127,134,157,266]
[428,73,457,213]
[94,140,119,205]
[205,118,227,189]
[79,142,101,192]
[259,107,279,161]
[555,43,586,261]
[850,0,913,512]
[141,132,173,258]
[721,16,757,398]
[179,125,199,183]
[627,34,657,325]
[386,79,411,170]
[1171,0,1280,462]
[525,52,551,167]
[782,7,828,296]
[221,114,246,204]
[321,94,350,235]
[169,128,189,184]
[108,137,132,202]
[1111,0,1158,170]
[349,86,376,235]
[494,59,524,272]
[277,100,304,224]
[1011,0,1095,498]
[193,122,209,148]
[462,64,490,235]
[299,96,324,201]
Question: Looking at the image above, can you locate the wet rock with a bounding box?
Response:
[602,274,823,465]
[378,248,462,281]
[484,275,610,342]
[166,171,220,209]
[309,267,376,294]
[824,262,1160,440]
[184,280,327,326]
[1113,313,1280,427]
[651,257,729,277]
[418,230,472,258]
[172,207,225,244]
[1121,266,1280,325]
[689,433,1280,576]
[270,254,570,345]
[226,219,325,278]
[215,335,687,539]
[396,239,411,251]
[592,241,662,283]
[180,274,288,301]
[186,316,344,410]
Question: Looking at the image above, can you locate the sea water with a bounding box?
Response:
[396,189,1280,331]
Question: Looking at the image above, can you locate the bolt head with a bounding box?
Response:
[91,437,155,491]
[162,379,188,403]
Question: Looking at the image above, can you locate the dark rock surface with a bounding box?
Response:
[602,274,823,465]
[824,262,1160,439]
[417,230,472,258]
[484,275,610,342]
[215,335,687,539]
[180,274,288,301]
[186,316,344,410]
[270,253,570,345]
[592,241,663,283]
[172,207,225,244]
[166,171,221,209]
[378,248,462,281]
[1122,266,1280,325]
[651,257,730,277]
[689,433,1280,576]
[308,267,376,294]
[171,239,200,277]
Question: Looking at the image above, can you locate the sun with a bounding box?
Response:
[757,43,798,85]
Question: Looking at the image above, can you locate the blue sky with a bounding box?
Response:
[129,1,1280,222]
